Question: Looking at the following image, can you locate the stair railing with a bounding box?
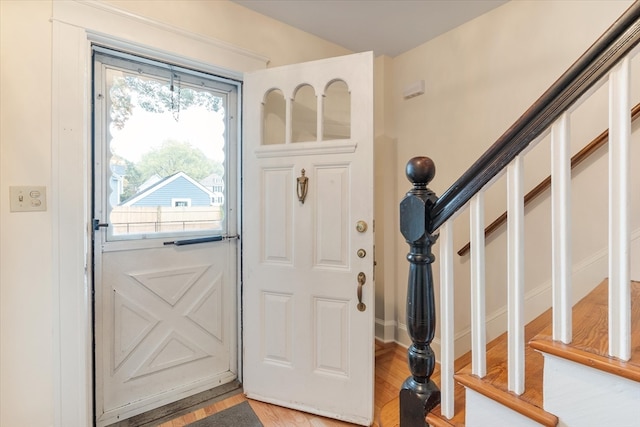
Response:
[398,2,640,425]
[457,103,640,258]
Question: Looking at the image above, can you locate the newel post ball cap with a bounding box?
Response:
[406,156,435,186]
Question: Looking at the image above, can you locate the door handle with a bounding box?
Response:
[93,219,109,231]
[356,272,366,312]
[163,235,224,246]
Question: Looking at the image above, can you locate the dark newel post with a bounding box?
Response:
[399,157,440,427]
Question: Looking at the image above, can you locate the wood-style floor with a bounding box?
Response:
[158,341,409,427]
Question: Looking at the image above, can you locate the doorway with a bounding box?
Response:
[92,47,241,426]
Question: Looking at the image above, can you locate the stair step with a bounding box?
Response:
[381,308,555,426]
[424,386,466,427]
[529,279,640,383]
[381,279,639,427]
[437,303,557,427]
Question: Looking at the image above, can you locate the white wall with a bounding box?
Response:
[390,0,639,354]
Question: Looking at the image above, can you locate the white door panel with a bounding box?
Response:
[97,242,237,419]
[243,52,374,425]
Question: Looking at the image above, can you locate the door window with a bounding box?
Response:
[260,80,351,145]
[292,84,317,142]
[94,49,238,241]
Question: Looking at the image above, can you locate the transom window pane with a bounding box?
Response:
[292,84,317,142]
[259,80,351,146]
[263,89,286,145]
[323,80,351,140]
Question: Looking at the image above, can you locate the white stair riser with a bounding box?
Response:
[543,354,640,427]
[464,388,545,427]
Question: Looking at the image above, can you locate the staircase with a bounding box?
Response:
[381,279,640,427]
[390,3,640,427]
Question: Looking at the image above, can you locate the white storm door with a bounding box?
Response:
[243,52,375,426]
[93,48,240,426]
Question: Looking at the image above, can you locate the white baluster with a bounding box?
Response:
[470,193,487,377]
[608,57,631,361]
[440,220,455,419]
[507,155,525,394]
[551,113,572,344]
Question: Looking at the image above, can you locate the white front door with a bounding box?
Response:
[243,52,375,425]
[93,48,240,426]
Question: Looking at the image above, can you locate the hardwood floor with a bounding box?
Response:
[158,341,409,427]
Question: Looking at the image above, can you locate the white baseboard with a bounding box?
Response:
[375,318,397,343]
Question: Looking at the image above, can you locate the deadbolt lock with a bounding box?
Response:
[356,220,368,233]
[357,249,366,258]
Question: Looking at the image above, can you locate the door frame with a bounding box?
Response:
[51,2,268,425]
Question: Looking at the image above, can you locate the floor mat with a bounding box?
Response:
[186,401,263,427]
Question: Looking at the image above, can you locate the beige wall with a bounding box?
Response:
[390,0,639,351]
[1,0,638,425]
[0,1,54,426]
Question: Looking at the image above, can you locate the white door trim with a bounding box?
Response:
[51,3,267,425]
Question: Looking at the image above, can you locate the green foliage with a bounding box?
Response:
[110,155,144,202]
[109,78,134,131]
[137,140,221,182]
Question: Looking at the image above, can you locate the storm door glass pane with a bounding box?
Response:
[103,64,227,240]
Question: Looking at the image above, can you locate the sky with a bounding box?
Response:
[109,105,227,164]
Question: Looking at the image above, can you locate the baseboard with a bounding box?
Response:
[375,318,397,343]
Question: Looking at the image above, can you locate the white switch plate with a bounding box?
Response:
[10,186,47,212]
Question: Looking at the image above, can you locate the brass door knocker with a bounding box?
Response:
[297,169,308,204]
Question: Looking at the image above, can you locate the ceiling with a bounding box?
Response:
[232,0,508,57]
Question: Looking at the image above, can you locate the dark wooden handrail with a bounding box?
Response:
[428,1,640,234]
[457,102,640,256]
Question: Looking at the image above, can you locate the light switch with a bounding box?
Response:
[10,186,47,212]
